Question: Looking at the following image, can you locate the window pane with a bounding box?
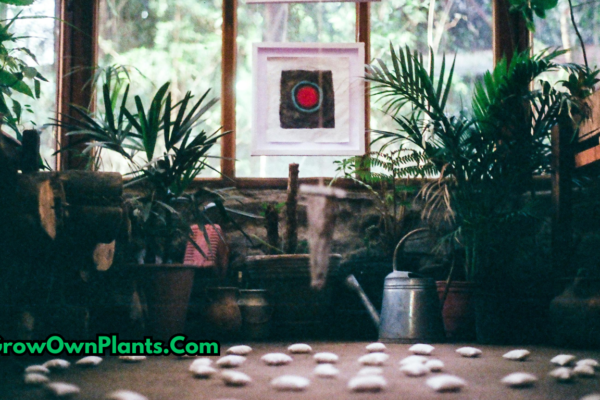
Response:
[2,2,57,168]
[236,1,356,178]
[97,0,222,176]
[370,0,493,144]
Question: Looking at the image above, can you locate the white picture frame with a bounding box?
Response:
[251,42,365,156]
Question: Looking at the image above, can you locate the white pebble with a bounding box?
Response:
[221,370,252,386]
[217,355,246,368]
[399,355,428,365]
[25,365,49,374]
[76,356,103,367]
[365,342,386,353]
[261,353,293,366]
[314,364,339,378]
[190,358,213,367]
[581,395,600,400]
[456,347,482,358]
[190,364,218,378]
[358,352,389,366]
[46,382,81,397]
[426,375,466,392]
[227,345,252,355]
[288,343,312,353]
[347,375,387,392]
[44,359,71,370]
[425,359,444,372]
[549,367,574,382]
[501,372,537,388]
[271,375,310,391]
[358,367,384,376]
[400,363,430,377]
[409,343,435,355]
[503,349,530,361]
[106,390,148,400]
[551,354,576,366]
[574,364,596,377]
[313,352,339,364]
[24,373,49,385]
[577,359,599,369]
[119,355,146,363]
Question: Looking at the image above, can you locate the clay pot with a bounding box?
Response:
[204,287,242,337]
[238,289,272,340]
[436,281,476,341]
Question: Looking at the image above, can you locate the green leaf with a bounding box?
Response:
[0,0,35,5]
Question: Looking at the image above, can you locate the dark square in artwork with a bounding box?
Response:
[279,69,335,129]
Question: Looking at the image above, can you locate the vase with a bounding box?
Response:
[238,289,272,340]
[203,287,242,338]
[436,281,476,341]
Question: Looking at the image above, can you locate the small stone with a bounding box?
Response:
[24,373,49,385]
[190,358,213,368]
[76,356,103,367]
[313,352,339,364]
[577,359,599,369]
[314,363,339,378]
[358,352,389,366]
[425,359,444,372]
[358,367,383,376]
[119,355,146,363]
[574,364,595,377]
[503,349,530,361]
[347,375,387,392]
[106,390,148,400]
[216,355,246,368]
[261,353,293,366]
[43,359,71,370]
[226,345,252,355]
[365,342,386,353]
[399,355,428,365]
[549,367,574,382]
[409,343,435,355]
[45,382,80,397]
[456,347,482,358]
[288,343,313,354]
[25,365,49,374]
[271,375,310,391]
[501,372,537,388]
[426,375,466,392]
[190,364,218,378]
[400,363,430,377]
[551,354,576,366]
[581,395,600,400]
[221,371,252,387]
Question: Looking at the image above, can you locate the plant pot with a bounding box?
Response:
[134,264,200,341]
[238,289,272,340]
[203,287,242,339]
[436,281,476,341]
[549,277,600,348]
[245,254,341,339]
[474,289,550,345]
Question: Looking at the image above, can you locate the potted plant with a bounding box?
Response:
[365,44,594,343]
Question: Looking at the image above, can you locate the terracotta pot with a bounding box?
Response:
[204,287,242,338]
[436,281,476,341]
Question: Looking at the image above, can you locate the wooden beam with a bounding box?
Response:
[221,0,237,180]
[56,0,99,170]
[356,2,371,156]
[492,0,529,65]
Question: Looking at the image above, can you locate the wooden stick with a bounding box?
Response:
[264,204,280,255]
[20,129,40,173]
[284,163,299,254]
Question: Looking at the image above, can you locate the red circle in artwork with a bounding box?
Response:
[295,85,320,109]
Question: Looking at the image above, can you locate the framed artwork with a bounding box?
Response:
[252,43,365,156]
[247,0,378,4]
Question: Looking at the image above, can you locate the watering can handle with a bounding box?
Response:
[392,228,430,272]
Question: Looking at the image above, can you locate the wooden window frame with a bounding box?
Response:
[58,0,524,189]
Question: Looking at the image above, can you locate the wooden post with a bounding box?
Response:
[493,0,529,65]
[265,204,280,254]
[221,0,237,180]
[21,130,40,173]
[284,163,300,254]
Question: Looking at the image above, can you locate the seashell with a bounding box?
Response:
[425,359,444,372]
[426,375,466,392]
[399,355,428,365]
[43,359,71,370]
[365,342,386,353]
[503,349,530,361]
[217,355,246,368]
[400,363,430,377]
[45,382,80,397]
[358,367,383,376]
[577,359,599,369]
[347,375,387,392]
[551,354,576,366]
[358,352,389,366]
[313,352,339,364]
[119,355,146,363]
[76,356,103,367]
[221,370,252,387]
[313,364,339,378]
[581,395,600,400]
[574,364,595,377]
[25,365,49,374]
[549,367,574,382]
[106,390,148,400]
[288,343,312,354]
[24,373,49,385]
[190,364,218,378]
[409,343,434,355]
[190,358,213,368]
[501,372,537,388]
[261,353,293,366]
[456,347,482,358]
[271,375,310,391]
[226,345,252,356]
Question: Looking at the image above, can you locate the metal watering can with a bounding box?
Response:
[345,228,445,343]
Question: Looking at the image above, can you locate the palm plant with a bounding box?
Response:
[366,45,592,284]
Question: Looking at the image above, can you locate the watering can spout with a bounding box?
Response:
[345,274,380,328]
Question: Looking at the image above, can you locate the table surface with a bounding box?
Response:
[3,342,600,400]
